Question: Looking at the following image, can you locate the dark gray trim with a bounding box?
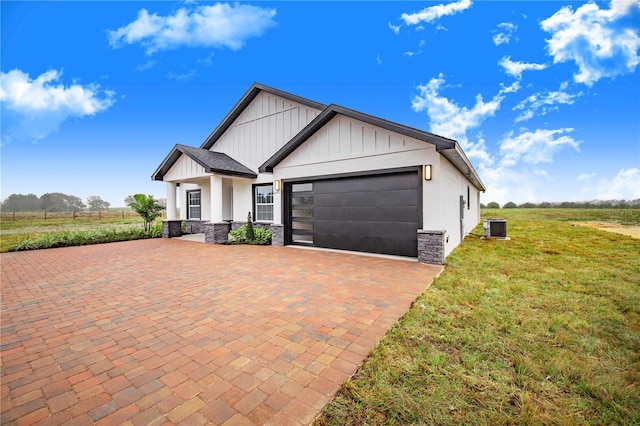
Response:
[200,83,326,150]
[186,189,201,220]
[152,144,257,181]
[251,183,274,223]
[281,165,422,184]
[258,104,485,192]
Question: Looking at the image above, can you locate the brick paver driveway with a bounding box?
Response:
[1,239,442,425]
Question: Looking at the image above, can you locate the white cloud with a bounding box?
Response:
[513,85,583,122]
[493,22,517,45]
[499,128,580,168]
[376,54,383,65]
[479,165,544,205]
[577,172,597,181]
[0,69,116,144]
[594,168,640,199]
[540,1,640,86]
[412,74,511,166]
[136,60,157,72]
[167,68,198,82]
[388,22,401,35]
[499,56,548,79]
[108,3,277,55]
[404,40,426,57]
[401,0,472,25]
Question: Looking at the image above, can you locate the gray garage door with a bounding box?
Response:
[287,170,421,257]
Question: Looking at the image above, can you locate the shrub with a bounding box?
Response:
[9,225,161,251]
[252,227,272,245]
[227,224,272,245]
[486,201,500,209]
[246,212,255,241]
[150,221,163,238]
[503,201,518,208]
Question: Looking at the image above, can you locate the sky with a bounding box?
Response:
[1,0,639,207]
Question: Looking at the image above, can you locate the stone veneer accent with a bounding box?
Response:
[270,224,284,247]
[418,230,445,265]
[205,222,231,244]
[182,220,206,234]
[231,221,271,231]
[162,220,183,238]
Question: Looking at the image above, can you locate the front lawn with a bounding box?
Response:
[315,208,640,425]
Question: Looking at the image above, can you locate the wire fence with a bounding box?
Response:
[0,210,165,222]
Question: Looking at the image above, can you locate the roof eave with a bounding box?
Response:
[439,143,486,191]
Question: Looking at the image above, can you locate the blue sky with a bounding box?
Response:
[2,0,639,207]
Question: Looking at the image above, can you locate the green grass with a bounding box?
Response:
[7,223,163,251]
[315,209,640,425]
[0,216,164,252]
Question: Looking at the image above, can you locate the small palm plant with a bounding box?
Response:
[127,194,164,234]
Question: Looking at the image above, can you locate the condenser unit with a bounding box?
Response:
[484,219,507,238]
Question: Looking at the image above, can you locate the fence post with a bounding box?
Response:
[99,210,101,219]
[44,211,47,220]
[73,211,76,220]
[13,211,15,221]
[122,211,124,219]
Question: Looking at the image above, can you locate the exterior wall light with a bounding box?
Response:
[423,164,432,181]
[274,179,281,192]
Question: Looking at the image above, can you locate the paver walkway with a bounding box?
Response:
[1,239,443,425]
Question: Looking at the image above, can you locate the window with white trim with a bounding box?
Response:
[187,190,201,219]
[254,185,274,221]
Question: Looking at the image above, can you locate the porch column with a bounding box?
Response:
[166,182,177,220]
[210,175,223,223]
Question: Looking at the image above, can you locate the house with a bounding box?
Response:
[152,83,485,264]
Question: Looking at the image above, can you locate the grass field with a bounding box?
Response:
[316,208,640,425]
[0,212,161,252]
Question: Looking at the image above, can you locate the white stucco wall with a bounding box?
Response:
[179,181,210,220]
[436,156,481,257]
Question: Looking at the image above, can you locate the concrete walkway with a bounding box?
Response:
[0,239,442,425]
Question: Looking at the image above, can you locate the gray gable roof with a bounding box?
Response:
[200,82,326,150]
[259,104,486,191]
[152,144,257,181]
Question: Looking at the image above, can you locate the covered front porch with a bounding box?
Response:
[152,144,283,244]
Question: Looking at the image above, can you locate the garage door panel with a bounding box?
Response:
[315,234,417,257]
[314,206,418,222]
[315,174,417,193]
[314,189,418,208]
[288,170,420,257]
[315,220,418,239]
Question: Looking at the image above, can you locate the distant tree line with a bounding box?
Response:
[1,193,111,212]
[481,199,640,209]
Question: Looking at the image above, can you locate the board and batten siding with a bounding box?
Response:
[274,115,438,179]
[164,154,209,181]
[212,91,322,170]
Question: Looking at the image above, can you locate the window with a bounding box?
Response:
[187,190,201,219]
[467,185,470,210]
[254,185,274,221]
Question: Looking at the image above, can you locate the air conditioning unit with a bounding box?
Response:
[484,219,507,238]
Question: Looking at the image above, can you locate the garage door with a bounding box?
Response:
[287,170,421,257]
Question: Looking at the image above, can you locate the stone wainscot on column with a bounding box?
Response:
[205,222,231,244]
[270,224,284,247]
[162,220,182,238]
[417,230,445,265]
